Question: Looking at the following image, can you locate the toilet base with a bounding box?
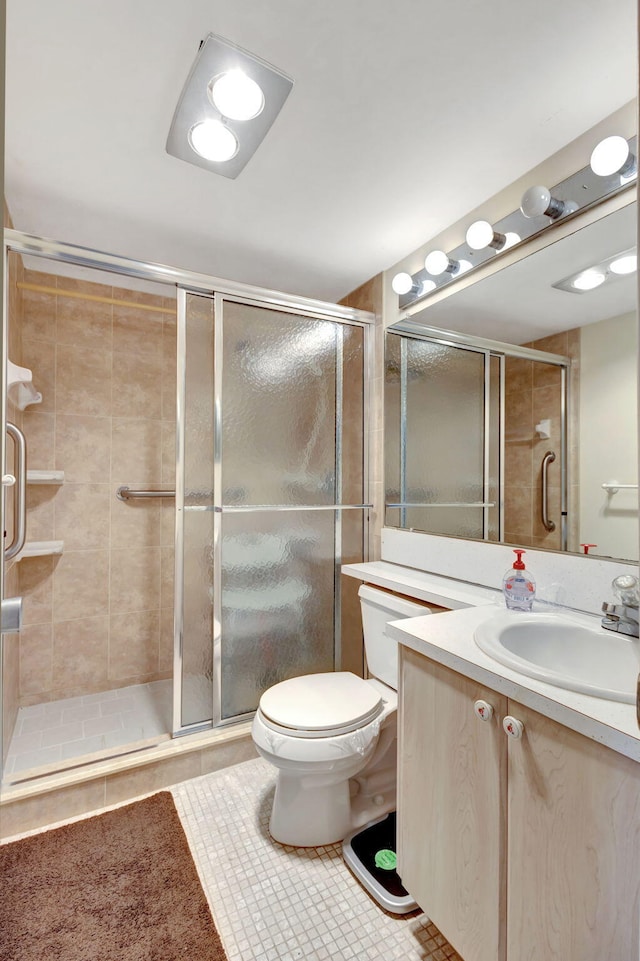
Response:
[269,773,353,847]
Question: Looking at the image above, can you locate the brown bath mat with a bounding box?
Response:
[0,791,227,961]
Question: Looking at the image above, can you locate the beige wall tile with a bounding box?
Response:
[57,276,112,298]
[21,288,56,343]
[109,610,160,680]
[23,267,59,288]
[109,547,161,614]
[111,350,162,419]
[55,295,112,350]
[113,286,166,309]
[505,357,533,394]
[158,608,174,673]
[160,501,175,547]
[54,483,111,550]
[104,754,200,805]
[19,555,54,626]
[21,338,56,412]
[55,414,111,483]
[0,779,106,839]
[504,444,534,488]
[25,485,56,541]
[112,303,163,357]
[111,417,163,487]
[22,412,55,469]
[110,497,161,549]
[56,344,112,415]
[162,370,176,422]
[53,550,110,620]
[19,623,53,696]
[52,616,109,692]
[504,486,533,541]
[161,422,176,487]
[160,547,174,610]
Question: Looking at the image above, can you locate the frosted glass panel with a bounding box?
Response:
[342,324,365,504]
[220,511,335,718]
[184,294,215,506]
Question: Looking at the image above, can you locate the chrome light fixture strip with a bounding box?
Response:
[398,136,637,311]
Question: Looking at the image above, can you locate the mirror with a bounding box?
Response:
[386,198,638,563]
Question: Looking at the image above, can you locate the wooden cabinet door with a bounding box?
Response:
[506,700,640,961]
[398,648,509,961]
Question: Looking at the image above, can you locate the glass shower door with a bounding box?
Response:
[175,291,368,733]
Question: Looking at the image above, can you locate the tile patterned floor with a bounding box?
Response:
[4,679,173,780]
[173,758,463,961]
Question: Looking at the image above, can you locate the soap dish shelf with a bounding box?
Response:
[17,540,64,560]
[27,470,65,485]
[7,360,42,410]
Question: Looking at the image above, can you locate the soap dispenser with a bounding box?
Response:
[503,549,536,611]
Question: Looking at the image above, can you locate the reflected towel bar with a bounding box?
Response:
[116,486,176,501]
[386,501,496,509]
[602,483,639,494]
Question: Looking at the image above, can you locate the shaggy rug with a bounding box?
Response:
[0,791,227,961]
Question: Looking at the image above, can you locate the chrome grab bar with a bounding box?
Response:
[5,423,27,560]
[116,486,176,501]
[541,450,556,532]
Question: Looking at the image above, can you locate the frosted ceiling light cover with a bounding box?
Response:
[609,253,637,274]
[590,136,631,176]
[209,70,265,121]
[391,272,414,295]
[572,269,606,291]
[189,119,239,162]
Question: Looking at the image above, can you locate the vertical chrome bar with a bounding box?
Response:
[541,451,557,532]
[561,364,569,551]
[333,325,344,670]
[363,320,374,562]
[399,337,408,529]
[212,292,224,725]
[482,350,491,540]
[499,353,506,543]
[4,424,27,560]
[172,287,187,736]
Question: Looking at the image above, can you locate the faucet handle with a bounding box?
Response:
[612,574,639,608]
[602,601,619,619]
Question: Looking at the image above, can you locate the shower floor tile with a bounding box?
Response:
[3,679,173,781]
[172,758,463,961]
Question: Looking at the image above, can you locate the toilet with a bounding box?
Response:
[251,584,432,847]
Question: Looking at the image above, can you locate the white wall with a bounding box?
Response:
[580,311,638,560]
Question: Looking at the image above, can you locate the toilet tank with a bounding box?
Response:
[358,584,433,690]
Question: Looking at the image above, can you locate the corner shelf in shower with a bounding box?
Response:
[27,470,65,485]
[17,540,64,561]
[7,359,43,410]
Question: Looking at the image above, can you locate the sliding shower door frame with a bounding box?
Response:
[2,230,375,745]
[174,287,375,736]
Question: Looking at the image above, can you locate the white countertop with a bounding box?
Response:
[342,561,640,763]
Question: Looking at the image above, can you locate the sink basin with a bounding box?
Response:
[474,611,639,703]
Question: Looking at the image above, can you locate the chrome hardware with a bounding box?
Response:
[116,486,176,501]
[541,450,556,532]
[601,575,639,638]
[4,423,27,560]
[0,596,23,634]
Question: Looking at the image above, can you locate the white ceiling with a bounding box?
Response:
[5,0,638,303]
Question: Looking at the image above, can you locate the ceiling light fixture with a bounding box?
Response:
[571,269,606,291]
[166,33,294,179]
[553,246,637,294]
[590,135,636,178]
[609,253,637,275]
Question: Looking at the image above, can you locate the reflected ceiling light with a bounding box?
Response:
[166,33,294,179]
[520,185,565,220]
[208,70,265,121]
[502,232,521,250]
[466,220,506,251]
[571,269,606,291]
[425,250,458,275]
[590,135,636,178]
[189,119,239,162]
[609,253,637,274]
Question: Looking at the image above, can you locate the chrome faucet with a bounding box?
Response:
[601,574,639,639]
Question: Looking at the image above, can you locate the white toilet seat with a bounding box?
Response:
[258,671,383,738]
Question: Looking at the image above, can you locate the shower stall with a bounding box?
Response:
[0,231,373,784]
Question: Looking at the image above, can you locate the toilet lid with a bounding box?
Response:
[259,672,383,737]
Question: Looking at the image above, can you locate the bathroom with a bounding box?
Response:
[1,1,639,959]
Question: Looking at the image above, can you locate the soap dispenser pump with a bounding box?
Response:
[503,549,536,612]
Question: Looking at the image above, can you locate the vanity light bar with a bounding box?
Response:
[394,135,637,311]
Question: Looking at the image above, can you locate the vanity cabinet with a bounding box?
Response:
[398,646,640,961]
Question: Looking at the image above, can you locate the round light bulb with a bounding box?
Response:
[189,119,239,162]
[424,250,451,275]
[209,70,265,121]
[391,272,414,295]
[457,259,473,274]
[572,269,606,291]
[609,253,637,275]
[590,136,631,177]
[520,185,564,219]
[503,232,521,250]
[466,220,495,250]
[421,280,437,294]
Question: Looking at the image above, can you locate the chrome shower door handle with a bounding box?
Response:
[541,450,556,533]
[4,423,27,560]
